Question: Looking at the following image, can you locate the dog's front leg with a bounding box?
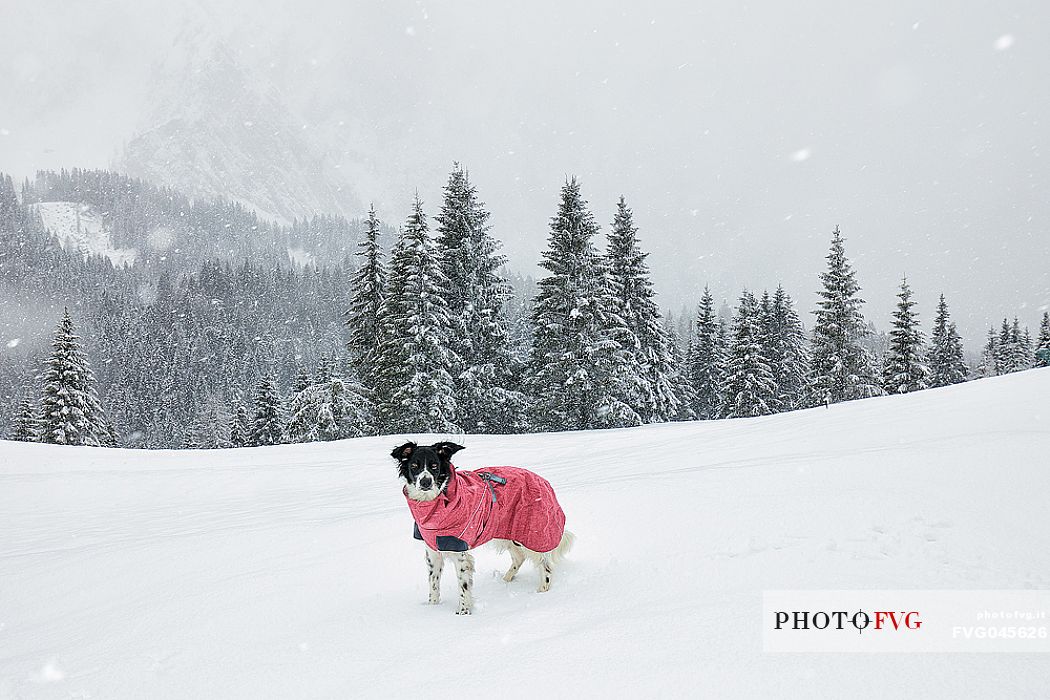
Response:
[453,552,475,615]
[503,542,526,582]
[425,548,444,604]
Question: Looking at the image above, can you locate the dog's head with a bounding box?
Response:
[392,441,464,501]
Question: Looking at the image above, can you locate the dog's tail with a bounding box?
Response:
[549,529,575,565]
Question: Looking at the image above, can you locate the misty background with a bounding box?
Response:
[2,0,1047,347]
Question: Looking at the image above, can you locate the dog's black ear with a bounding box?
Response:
[391,441,417,463]
[433,442,465,461]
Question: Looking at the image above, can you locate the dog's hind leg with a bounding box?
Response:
[535,530,575,592]
[536,554,553,593]
[503,541,527,582]
[425,548,444,604]
[453,552,475,615]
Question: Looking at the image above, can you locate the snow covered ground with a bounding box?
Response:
[2,370,1049,698]
[31,202,138,266]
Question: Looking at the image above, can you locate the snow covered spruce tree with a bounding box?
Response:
[292,368,311,396]
[759,286,811,410]
[687,286,725,419]
[526,178,640,431]
[722,290,779,418]
[286,372,315,443]
[9,397,39,442]
[285,368,314,442]
[37,309,116,446]
[996,318,1032,374]
[345,204,386,402]
[186,397,232,449]
[980,326,1001,377]
[286,359,372,442]
[435,164,526,433]
[1037,312,1050,367]
[928,294,968,387]
[881,277,930,394]
[1013,319,1034,371]
[996,319,1014,374]
[810,226,883,405]
[662,315,695,420]
[604,196,684,423]
[229,401,251,448]
[249,375,285,446]
[376,195,460,433]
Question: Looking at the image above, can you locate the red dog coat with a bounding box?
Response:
[406,465,566,553]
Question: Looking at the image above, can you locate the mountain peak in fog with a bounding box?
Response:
[118,32,359,224]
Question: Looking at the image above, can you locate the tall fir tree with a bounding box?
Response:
[604,196,684,423]
[662,315,695,420]
[526,178,640,431]
[995,319,1014,373]
[249,375,285,446]
[881,277,930,394]
[722,290,779,418]
[1036,312,1050,367]
[229,401,251,447]
[687,286,725,419]
[928,294,968,387]
[37,309,116,446]
[1012,319,1034,371]
[810,226,883,404]
[435,165,526,433]
[760,286,811,410]
[10,397,39,442]
[345,204,386,401]
[373,226,411,431]
[980,326,1000,377]
[377,195,460,433]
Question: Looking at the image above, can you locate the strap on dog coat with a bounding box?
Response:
[413,522,469,551]
[477,471,507,503]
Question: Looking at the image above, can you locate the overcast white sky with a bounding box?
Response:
[2,0,1048,347]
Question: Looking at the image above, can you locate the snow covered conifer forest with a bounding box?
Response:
[1,167,1046,447]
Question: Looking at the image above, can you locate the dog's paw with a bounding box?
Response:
[536,583,550,593]
[502,571,516,582]
[427,597,441,605]
[456,605,472,615]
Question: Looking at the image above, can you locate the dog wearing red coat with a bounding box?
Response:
[392,441,574,615]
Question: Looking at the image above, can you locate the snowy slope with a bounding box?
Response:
[31,202,137,267]
[2,370,1049,698]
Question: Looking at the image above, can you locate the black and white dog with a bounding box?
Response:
[393,441,573,615]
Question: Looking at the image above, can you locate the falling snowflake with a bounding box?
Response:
[5,338,20,348]
[32,660,65,683]
[994,34,1015,51]
[791,148,812,162]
